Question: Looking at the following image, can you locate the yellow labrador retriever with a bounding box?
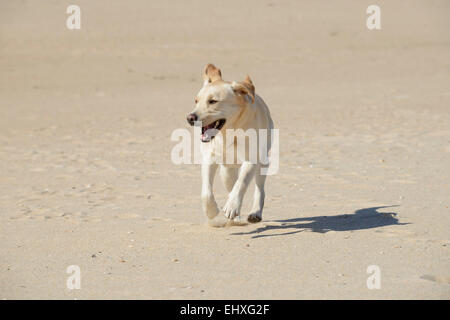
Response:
[187,64,274,223]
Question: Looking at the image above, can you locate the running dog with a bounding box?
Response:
[187,64,274,223]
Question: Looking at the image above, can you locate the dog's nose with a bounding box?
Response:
[186,113,197,126]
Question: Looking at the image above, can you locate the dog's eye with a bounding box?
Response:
[209,99,218,104]
[194,98,198,104]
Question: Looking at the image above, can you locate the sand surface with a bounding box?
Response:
[0,0,449,299]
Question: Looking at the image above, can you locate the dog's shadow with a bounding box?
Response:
[232,205,407,239]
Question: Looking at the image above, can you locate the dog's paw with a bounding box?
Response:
[207,215,228,228]
[247,212,262,223]
[223,196,241,220]
[202,193,219,219]
[205,208,219,220]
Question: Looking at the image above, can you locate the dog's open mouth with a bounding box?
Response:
[201,119,226,142]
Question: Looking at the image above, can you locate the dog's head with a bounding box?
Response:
[187,64,255,142]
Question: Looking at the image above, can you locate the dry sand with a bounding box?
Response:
[0,0,449,299]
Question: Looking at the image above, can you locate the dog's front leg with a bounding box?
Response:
[201,162,219,219]
[223,161,257,220]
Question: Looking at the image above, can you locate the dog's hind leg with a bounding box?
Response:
[247,168,267,223]
[219,165,238,193]
[201,163,219,219]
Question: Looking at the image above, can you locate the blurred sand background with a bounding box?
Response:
[0,0,449,299]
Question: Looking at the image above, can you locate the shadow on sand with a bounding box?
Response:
[231,205,408,239]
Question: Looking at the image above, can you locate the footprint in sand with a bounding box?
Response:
[420,274,450,284]
[115,213,141,219]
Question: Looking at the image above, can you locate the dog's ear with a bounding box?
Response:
[203,63,222,85]
[241,75,255,100]
[231,75,255,103]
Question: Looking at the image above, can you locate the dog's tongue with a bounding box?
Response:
[201,132,210,142]
[201,129,214,142]
[201,123,218,142]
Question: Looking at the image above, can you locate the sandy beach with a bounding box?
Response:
[0,0,449,299]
